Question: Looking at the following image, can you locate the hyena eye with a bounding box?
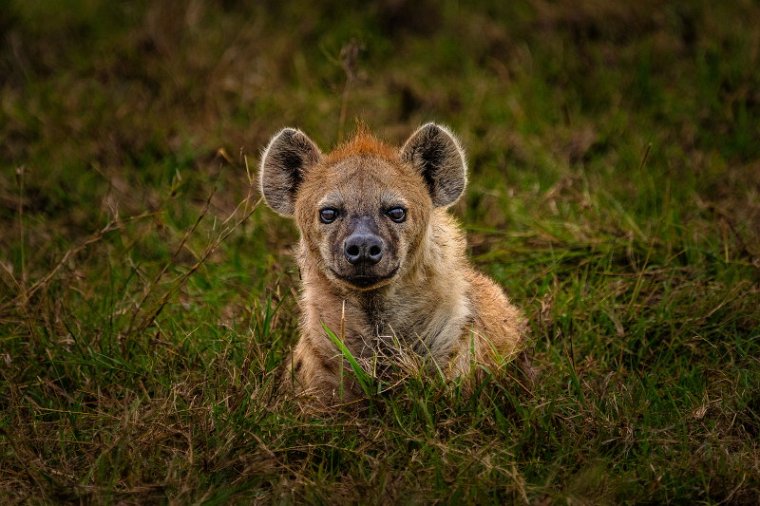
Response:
[386,207,406,223]
[319,208,339,224]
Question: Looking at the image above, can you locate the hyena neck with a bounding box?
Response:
[356,291,386,327]
[391,212,472,346]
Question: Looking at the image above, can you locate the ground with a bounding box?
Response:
[1,0,759,503]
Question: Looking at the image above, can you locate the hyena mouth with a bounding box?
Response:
[331,266,399,289]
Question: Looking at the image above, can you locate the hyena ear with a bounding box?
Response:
[259,128,322,216]
[400,123,467,207]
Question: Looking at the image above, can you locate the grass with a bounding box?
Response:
[1,0,759,503]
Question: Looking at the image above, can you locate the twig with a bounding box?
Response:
[131,196,262,335]
[638,142,652,172]
[16,166,25,288]
[125,191,215,336]
[11,211,155,308]
[337,39,362,143]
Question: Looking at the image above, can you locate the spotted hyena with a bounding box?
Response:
[259,123,526,403]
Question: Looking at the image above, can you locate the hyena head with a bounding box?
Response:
[259,123,467,291]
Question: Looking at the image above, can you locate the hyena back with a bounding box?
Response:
[259,123,526,403]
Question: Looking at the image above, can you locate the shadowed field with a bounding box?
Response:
[1,0,759,503]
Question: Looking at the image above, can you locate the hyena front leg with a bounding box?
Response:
[281,337,361,403]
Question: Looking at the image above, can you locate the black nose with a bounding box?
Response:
[344,233,384,265]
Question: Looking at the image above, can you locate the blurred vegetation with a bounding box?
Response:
[1,0,759,503]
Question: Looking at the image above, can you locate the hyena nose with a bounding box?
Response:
[344,233,384,265]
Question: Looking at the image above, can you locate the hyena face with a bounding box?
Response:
[296,154,431,290]
[260,124,467,291]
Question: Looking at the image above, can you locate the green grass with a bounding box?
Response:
[1,0,759,503]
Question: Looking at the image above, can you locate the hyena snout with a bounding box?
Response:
[344,230,384,265]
